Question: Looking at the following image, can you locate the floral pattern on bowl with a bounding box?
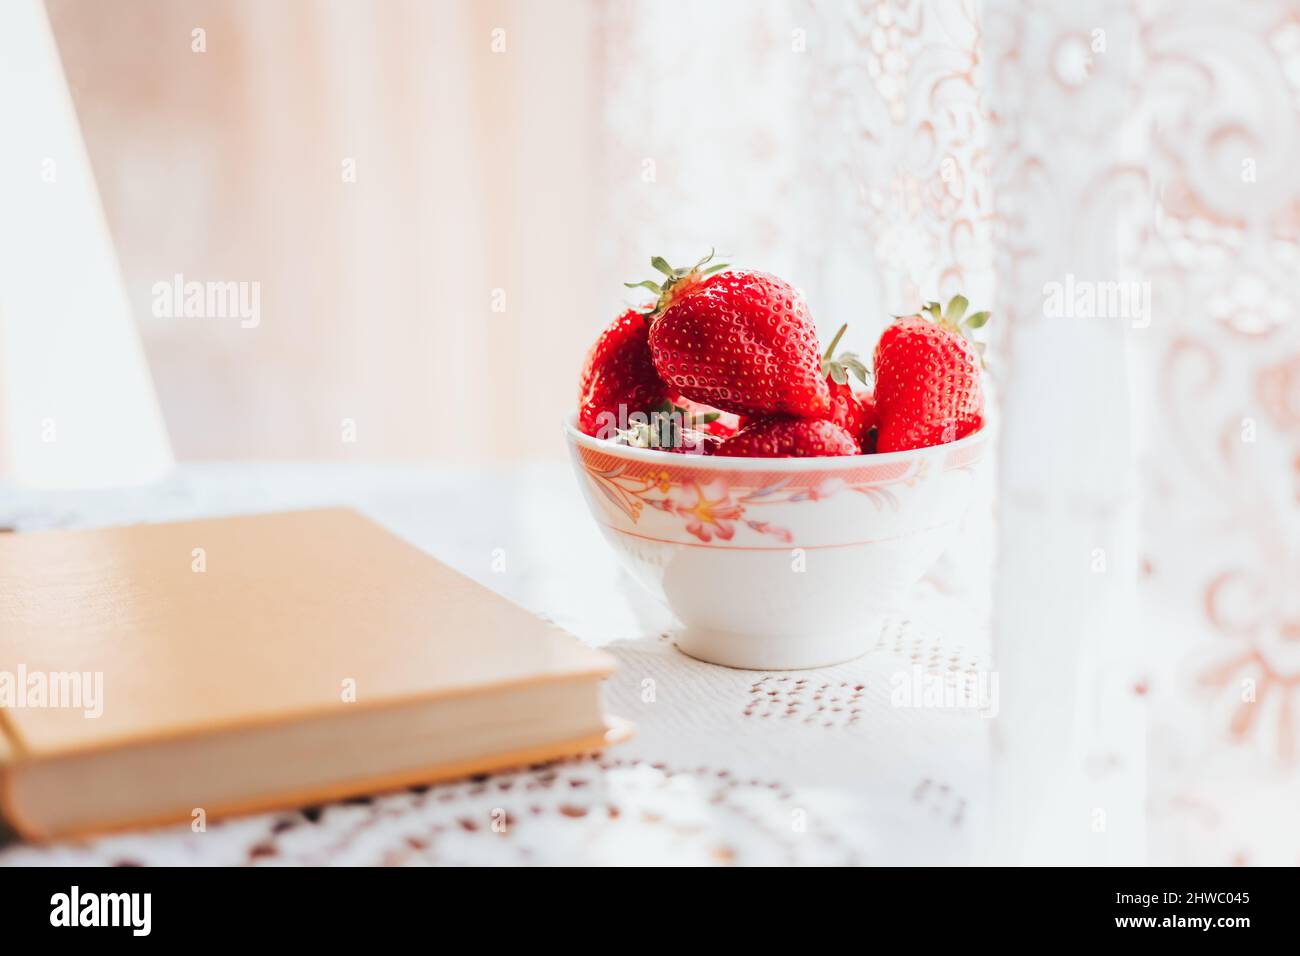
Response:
[572,434,986,549]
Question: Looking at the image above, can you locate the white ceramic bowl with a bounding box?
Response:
[564,415,989,669]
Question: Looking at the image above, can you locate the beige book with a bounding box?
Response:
[0,508,627,840]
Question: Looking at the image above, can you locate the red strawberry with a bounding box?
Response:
[629,253,831,419]
[577,308,669,437]
[717,417,859,459]
[819,324,877,451]
[672,396,743,438]
[873,296,987,452]
[855,391,879,452]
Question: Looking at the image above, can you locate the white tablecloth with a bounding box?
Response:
[0,462,993,866]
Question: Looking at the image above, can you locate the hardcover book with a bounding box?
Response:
[0,508,625,839]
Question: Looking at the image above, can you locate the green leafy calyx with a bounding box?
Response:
[820,323,872,387]
[624,250,730,318]
[908,295,990,365]
[615,399,718,449]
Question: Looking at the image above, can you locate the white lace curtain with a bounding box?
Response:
[603,0,1299,862]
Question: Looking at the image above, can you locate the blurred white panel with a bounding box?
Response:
[0,0,172,488]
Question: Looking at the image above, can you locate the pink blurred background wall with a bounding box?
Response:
[47,0,602,463]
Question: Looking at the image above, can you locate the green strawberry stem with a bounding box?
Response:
[820,323,871,387]
[822,324,848,361]
[625,250,730,317]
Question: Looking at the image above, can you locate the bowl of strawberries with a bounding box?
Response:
[566,253,990,669]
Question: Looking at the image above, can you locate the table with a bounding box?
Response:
[0,462,993,866]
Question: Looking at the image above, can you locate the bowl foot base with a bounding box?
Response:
[672,624,879,671]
